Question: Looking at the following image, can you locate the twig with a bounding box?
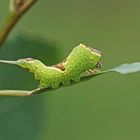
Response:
[0,90,32,97]
[0,71,104,97]
[32,71,104,95]
[0,0,38,47]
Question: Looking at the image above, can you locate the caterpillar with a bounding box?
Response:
[0,44,102,89]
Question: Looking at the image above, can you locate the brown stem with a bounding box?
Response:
[0,0,38,47]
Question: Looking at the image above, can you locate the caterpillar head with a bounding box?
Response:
[86,45,102,69]
[77,44,101,69]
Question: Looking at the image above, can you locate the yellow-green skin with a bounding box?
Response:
[18,44,101,89]
[64,44,101,83]
[18,59,64,89]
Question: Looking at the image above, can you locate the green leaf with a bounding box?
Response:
[105,62,140,74]
[0,33,59,139]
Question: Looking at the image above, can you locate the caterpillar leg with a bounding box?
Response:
[88,69,101,75]
[80,69,101,78]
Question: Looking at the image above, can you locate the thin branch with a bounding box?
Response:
[0,90,32,97]
[0,71,104,97]
[1,61,140,97]
[32,71,104,95]
[0,68,113,97]
[0,0,38,47]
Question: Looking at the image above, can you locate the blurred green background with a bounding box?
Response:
[0,0,140,140]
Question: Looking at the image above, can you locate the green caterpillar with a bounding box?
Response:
[0,44,101,89]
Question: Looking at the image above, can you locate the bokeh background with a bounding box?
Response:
[0,0,140,140]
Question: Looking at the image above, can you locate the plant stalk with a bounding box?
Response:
[0,0,38,47]
[0,90,32,97]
